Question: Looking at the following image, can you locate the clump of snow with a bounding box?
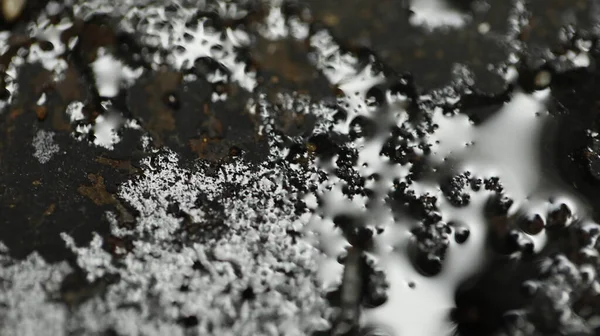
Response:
[59,150,331,336]
[66,102,141,150]
[65,101,85,122]
[91,48,144,98]
[90,111,124,150]
[2,140,334,336]
[0,243,71,336]
[62,233,115,283]
[32,129,60,164]
[259,2,289,40]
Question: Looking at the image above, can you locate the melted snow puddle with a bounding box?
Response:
[363,88,594,336]
[308,22,595,336]
[430,90,551,204]
[431,88,589,243]
[363,181,499,336]
[309,85,593,335]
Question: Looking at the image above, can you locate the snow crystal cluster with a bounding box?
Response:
[59,150,332,336]
[32,129,60,164]
[0,244,71,336]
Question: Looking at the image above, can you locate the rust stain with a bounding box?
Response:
[77,174,116,206]
[322,14,340,26]
[43,203,56,216]
[95,157,139,174]
[35,105,47,121]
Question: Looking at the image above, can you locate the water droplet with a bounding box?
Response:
[518,214,544,235]
[454,225,470,244]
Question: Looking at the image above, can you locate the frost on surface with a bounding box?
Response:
[62,233,115,283]
[62,151,331,336]
[67,103,142,150]
[108,1,257,90]
[0,244,71,336]
[32,129,60,164]
[0,2,333,335]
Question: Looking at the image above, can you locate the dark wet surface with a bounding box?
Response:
[2,0,600,335]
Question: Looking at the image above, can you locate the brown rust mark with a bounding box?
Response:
[322,14,340,26]
[95,157,139,174]
[43,203,56,216]
[35,105,47,121]
[77,174,116,206]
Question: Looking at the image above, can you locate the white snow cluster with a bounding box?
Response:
[32,129,60,164]
[56,150,332,336]
[0,244,71,336]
